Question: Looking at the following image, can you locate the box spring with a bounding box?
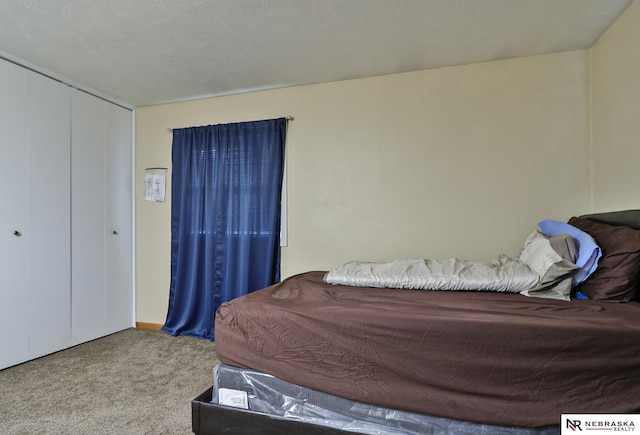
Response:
[196,362,559,435]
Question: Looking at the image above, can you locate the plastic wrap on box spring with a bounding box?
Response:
[208,363,560,435]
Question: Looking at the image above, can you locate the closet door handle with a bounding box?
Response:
[13,230,22,237]
[112,230,118,235]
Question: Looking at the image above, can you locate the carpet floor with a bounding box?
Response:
[0,328,217,434]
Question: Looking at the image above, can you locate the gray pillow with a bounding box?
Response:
[518,230,578,301]
[518,230,577,284]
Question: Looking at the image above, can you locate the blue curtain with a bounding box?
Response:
[162,118,287,340]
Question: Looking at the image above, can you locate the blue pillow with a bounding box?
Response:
[538,220,602,286]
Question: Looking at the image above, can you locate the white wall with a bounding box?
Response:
[591,0,640,212]
[136,51,591,324]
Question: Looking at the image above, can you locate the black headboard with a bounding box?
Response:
[580,209,640,230]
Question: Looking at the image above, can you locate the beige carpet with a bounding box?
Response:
[0,328,217,434]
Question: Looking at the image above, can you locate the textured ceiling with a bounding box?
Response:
[0,0,632,107]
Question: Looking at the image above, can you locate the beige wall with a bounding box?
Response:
[136,51,591,324]
[591,0,640,212]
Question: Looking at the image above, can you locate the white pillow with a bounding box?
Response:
[518,230,577,284]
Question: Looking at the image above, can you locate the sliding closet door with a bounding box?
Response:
[71,89,107,344]
[26,70,72,357]
[71,89,133,344]
[0,59,71,369]
[105,102,133,334]
[0,59,30,369]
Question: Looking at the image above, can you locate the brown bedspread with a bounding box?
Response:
[215,271,640,427]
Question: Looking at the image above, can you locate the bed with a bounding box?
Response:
[192,210,640,434]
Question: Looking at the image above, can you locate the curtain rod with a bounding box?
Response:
[166,116,293,133]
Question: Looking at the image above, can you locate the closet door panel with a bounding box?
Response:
[0,59,30,369]
[0,58,132,368]
[71,89,107,344]
[105,103,133,333]
[26,71,72,357]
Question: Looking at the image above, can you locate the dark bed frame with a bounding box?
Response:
[192,387,350,435]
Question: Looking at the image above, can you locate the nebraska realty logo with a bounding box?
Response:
[562,414,639,433]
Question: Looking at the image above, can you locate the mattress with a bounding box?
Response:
[215,271,640,427]
[211,362,559,435]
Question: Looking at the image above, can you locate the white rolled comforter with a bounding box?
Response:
[323,230,579,298]
[323,256,541,293]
